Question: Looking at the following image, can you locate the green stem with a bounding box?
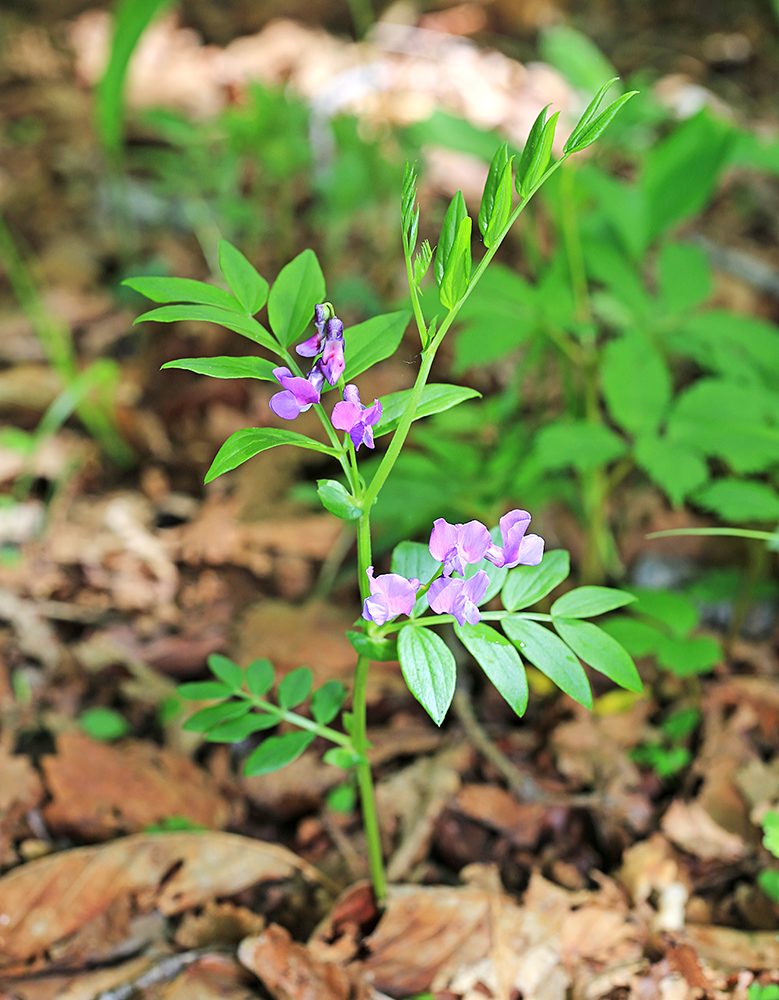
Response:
[377,609,553,637]
[242,693,352,747]
[351,653,387,902]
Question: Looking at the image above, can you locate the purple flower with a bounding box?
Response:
[269,365,322,420]
[486,509,544,569]
[321,317,345,385]
[428,571,489,626]
[362,567,420,625]
[331,384,382,450]
[296,303,328,357]
[429,518,491,577]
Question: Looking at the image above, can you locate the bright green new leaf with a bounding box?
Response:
[161,356,277,381]
[551,586,635,618]
[311,680,347,725]
[243,731,316,776]
[503,617,592,707]
[600,332,671,437]
[533,420,628,472]
[346,631,399,662]
[177,680,233,700]
[439,216,472,310]
[204,712,281,741]
[246,659,275,697]
[373,384,481,438]
[484,158,515,248]
[205,428,338,484]
[343,311,410,382]
[277,666,313,709]
[207,654,244,690]
[317,480,362,520]
[78,707,130,741]
[455,622,528,717]
[633,435,709,507]
[217,239,269,315]
[435,190,467,288]
[123,276,243,312]
[398,627,456,726]
[182,700,251,733]
[694,479,779,523]
[135,304,276,351]
[657,242,712,314]
[563,92,637,155]
[553,617,642,692]
[267,249,325,347]
[501,549,570,611]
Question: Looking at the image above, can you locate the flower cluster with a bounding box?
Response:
[332,385,382,451]
[362,510,544,628]
[269,304,346,420]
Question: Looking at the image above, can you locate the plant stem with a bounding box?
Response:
[351,653,387,903]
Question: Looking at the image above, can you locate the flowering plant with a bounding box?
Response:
[126,81,638,902]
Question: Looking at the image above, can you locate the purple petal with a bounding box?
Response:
[272,367,320,404]
[295,332,324,357]
[342,384,361,406]
[428,576,463,615]
[349,423,366,450]
[269,389,302,420]
[510,533,544,568]
[485,542,505,568]
[321,338,345,385]
[429,519,458,564]
[332,400,361,433]
[362,567,420,624]
[462,570,489,605]
[499,509,531,544]
[360,424,375,449]
[363,399,382,426]
[452,592,481,626]
[459,521,491,564]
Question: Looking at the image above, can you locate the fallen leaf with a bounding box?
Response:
[661,800,746,862]
[0,831,326,973]
[41,731,230,839]
[238,923,355,1000]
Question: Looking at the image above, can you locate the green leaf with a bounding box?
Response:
[373,384,481,438]
[135,304,276,351]
[439,216,472,310]
[161,356,277,381]
[598,615,666,657]
[502,617,592,707]
[243,731,316,776]
[553,617,642,692]
[479,142,510,239]
[205,428,338,483]
[346,630,399,662]
[277,667,313,709]
[204,711,281,741]
[343,311,410,382]
[435,190,467,288]
[600,332,671,437]
[628,588,698,638]
[317,480,362,520]
[311,680,347,725]
[267,249,325,348]
[533,420,627,472]
[177,680,234,700]
[455,622,528,717]
[633,436,709,507]
[502,549,570,611]
[207,654,244,691]
[551,586,636,618]
[516,106,558,196]
[563,92,637,155]
[218,239,268,315]
[182,700,251,733]
[246,659,275,697]
[398,627,456,726]
[323,747,360,769]
[657,242,712,314]
[694,479,779,523]
[78,707,130,741]
[483,158,514,248]
[642,111,734,243]
[123,275,243,312]
[540,26,620,95]
[654,634,721,677]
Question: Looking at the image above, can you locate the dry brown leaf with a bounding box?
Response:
[684,924,779,974]
[0,743,44,864]
[312,871,643,999]
[453,783,548,849]
[41,731,230,839]
[174,901,265,950]
[0,831,326,973]
[661,800,746,862]
[238,924,355,1000]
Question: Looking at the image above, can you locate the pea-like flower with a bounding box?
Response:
[320,317,345,385]
[428,518,491,577]
[332,384,382,450]
[362,567,420,626]
[428,571,489,626]
[296,303,329,357]
[269,364,323,420]
[486,509,544,569]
